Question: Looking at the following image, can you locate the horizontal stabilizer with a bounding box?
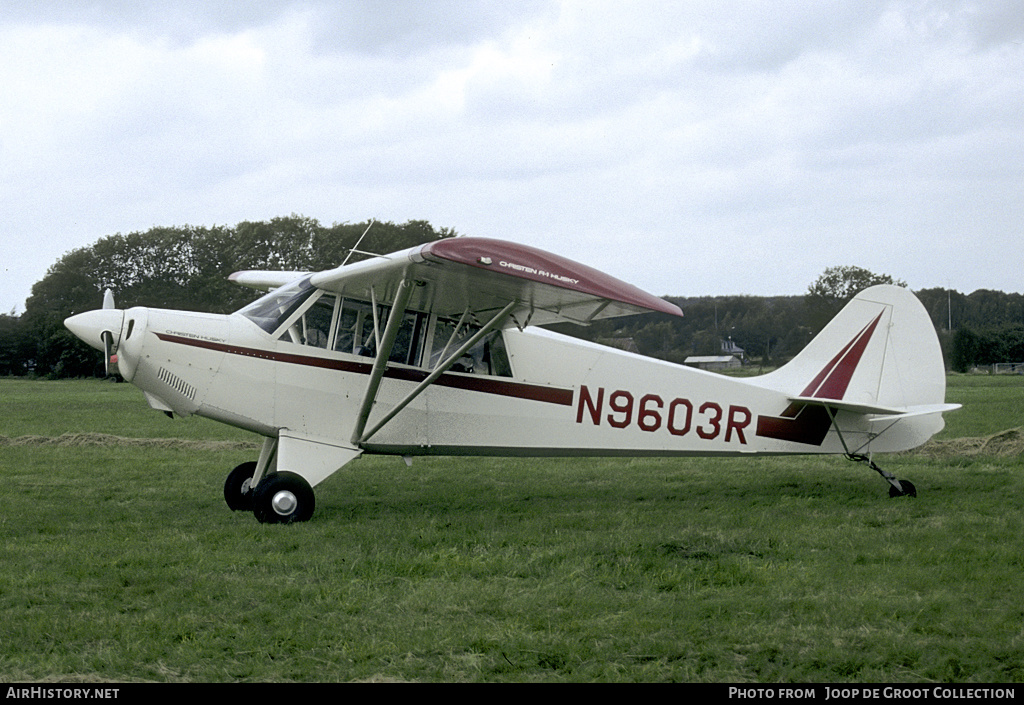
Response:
[786,396,908,416]
[869,403,962,423]
[788,396,962,420]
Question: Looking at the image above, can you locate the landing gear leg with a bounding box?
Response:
[823,405,917,498]
[846,453,917,498]
[224,438,278,512]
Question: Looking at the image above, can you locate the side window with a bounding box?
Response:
[277,292,336,348]
[387,310,427,366]
[334,299,377,356]
[253,292,507,377]
[430,317,471,370]
[300,294,336,348]
[330,298,425,365]
[485,330,513,377]
[430,317,512,377]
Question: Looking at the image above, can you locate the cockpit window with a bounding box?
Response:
[238,285,512,377]
[284,293,335,348]
[236,277,317,334]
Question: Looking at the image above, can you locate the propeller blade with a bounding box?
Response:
[102,330,114,377]
[102,289,118,376]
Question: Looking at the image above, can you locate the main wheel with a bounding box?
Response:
[253,472,315,524]
[224,461,257,511]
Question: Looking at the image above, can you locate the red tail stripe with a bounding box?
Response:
[801,311,884,401]
[799,330,861,397]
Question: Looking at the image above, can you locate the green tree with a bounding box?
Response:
[949,324,1024,372]
[0,313,33,375]
[805,265,906,332]
[21,248,105,377]
[21,216,456,377]
[950,327,982,373]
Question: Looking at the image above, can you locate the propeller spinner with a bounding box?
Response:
[65,289,124,377]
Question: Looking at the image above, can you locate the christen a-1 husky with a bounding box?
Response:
[64,237,959,523]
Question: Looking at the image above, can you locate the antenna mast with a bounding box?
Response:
[341,219,375,266]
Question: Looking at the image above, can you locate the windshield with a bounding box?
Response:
[236,277,317,334]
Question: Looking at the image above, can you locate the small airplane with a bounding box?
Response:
[64,237,960,523]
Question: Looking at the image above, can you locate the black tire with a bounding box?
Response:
[224,461,257,511]
[253,472,315,524]
[889,480,917,498]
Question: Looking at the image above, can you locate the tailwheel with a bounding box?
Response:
[846,453,917,499]
[253,472,315,524]
[224,461,257,511]
[889,479,917,498]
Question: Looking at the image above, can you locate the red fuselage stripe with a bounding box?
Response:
[155,333,574,406]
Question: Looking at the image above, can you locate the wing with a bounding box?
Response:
[228,270,311,291]
[306,237,683,327]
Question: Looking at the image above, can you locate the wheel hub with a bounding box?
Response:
[271,490,298,516]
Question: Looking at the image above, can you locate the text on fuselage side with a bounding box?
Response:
[165,330,227,344]
[575,385,752,443]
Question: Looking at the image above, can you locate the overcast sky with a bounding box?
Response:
[2,0,1022,314]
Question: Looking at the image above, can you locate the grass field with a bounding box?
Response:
[1,375,1023,683]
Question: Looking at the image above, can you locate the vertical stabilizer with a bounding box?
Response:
[752,285,947,413]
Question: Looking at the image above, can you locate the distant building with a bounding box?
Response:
[721,337,745,361]
[684,355,742,371]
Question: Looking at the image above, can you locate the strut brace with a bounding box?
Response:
[821,405,910,495]
[352,295,518,445]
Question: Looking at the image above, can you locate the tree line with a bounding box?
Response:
[2,217,455,377]
[550,264,1024,373]
[917,288,1024,372]
[1,217,1021,377]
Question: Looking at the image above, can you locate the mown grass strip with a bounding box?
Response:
[1,375,1022,682]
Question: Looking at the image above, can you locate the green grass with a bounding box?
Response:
[0,378,252,442]
[1,375,1023,682]
[938,374,1024,439]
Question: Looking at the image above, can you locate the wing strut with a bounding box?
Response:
[356,299,518,445]
[350,278,416,444]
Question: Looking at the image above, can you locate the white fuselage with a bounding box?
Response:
[117,307,937,463]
